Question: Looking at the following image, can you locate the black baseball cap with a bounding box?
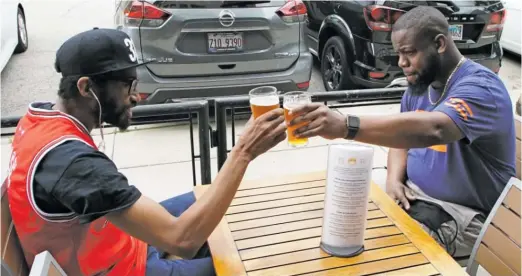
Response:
[54,27,149,77]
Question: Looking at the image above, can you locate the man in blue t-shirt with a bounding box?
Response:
[287,6,516,258]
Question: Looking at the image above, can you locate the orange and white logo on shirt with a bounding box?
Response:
[444,97,474,121]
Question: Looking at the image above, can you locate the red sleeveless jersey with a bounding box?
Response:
[6,104,146,276]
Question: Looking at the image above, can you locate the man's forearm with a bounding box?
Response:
[174,147,251,257]
[386,148,408,183]
[352,112,448,148]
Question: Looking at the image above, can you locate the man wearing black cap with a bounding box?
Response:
[6,28,287,276]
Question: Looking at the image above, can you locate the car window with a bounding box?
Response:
[153,0,287,9]
[393,1,500,7]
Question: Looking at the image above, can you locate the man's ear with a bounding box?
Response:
[77,77,91,98]
[434,34,447,54]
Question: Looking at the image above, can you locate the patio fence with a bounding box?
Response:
[1,87,407,186]
[1,101,212,186]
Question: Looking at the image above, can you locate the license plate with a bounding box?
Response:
[207,32,243,53]
[449,24,463,40]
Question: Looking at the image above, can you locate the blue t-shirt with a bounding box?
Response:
[402,60,516,214]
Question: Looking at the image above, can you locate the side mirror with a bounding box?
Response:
[386,77,408,88]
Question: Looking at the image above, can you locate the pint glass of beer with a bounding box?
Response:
[249,86,280,119]
[284,91,311,147]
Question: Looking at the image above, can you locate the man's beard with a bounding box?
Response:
[103,106,131,131]
[408,53,442,96]
[98,98,131,131]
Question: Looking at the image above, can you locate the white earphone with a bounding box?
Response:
[89,88,105,152]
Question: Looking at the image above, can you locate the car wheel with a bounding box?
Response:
[14,7,28,54]
[321,36,355,91]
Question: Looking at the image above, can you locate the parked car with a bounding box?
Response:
[500,0,521,56]
[114,0,313,105]
[0,0,28,72]
[303,1,507,91]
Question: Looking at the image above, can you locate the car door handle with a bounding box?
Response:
[218,64,236,70]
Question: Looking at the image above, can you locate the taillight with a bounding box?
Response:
[124,1,171,27]
[363,5,405,32]
[297,81,309,89]
[276,0,307,23]
[138,93,149,101]
[486,9,506,32]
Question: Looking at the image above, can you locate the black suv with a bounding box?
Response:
[303,1,506,91]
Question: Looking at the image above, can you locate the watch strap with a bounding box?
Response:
[345,115,360,140]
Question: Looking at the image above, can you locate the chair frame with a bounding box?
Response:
[466,177,521,275]
[28,251,67,276]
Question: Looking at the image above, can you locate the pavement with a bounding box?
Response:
[1,0,521,201]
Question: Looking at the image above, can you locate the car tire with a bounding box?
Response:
[321,36,355,91]
[14,7,28,54]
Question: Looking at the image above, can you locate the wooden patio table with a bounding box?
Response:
[193,171,467,276]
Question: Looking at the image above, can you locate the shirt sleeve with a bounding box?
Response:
[434,73,499,144]
[50,143,142,224]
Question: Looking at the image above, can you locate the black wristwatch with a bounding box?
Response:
[345,115,360,140]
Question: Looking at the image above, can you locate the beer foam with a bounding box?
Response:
[283,102,302,110]
[250,96,279,106]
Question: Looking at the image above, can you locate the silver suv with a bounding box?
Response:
[114,0,313,105]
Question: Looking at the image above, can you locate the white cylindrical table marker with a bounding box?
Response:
[320,144,374,257]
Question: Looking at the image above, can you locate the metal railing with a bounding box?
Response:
[1,101,212,186]
[213,87,407,170]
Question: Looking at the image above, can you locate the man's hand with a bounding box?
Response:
[386,179,416,210]
[236,108,287,161]
[287,103,347,140]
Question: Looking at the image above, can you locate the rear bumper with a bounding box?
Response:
[136,52,313,105]
[349,40,503,89]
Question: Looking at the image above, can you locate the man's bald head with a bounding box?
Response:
[393,6,450,47]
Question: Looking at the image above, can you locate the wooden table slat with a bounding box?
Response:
[231,187,326,206]
[246,244,420,276]
[238,171,326,190]
[228,210,325,231]
[232,216,391,241]
[235,180,326,198]
[297,253,429,276]
[227,194,325,215]
[228,195,376,215]
[226,202,378,222]
[228,208,386,229]
[372,263,440,276]
[227,201,324,223]
[241,234,410,268]
[236,225,401,250]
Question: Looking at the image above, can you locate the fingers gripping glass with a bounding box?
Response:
[284,91,311,147]
[249,86,280,119]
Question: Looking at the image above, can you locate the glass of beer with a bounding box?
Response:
[249,86,280,119]
[284,91,311,147]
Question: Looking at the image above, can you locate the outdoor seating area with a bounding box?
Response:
[0,0,521,275]
[3,170,521,275]
[1,92,521,275]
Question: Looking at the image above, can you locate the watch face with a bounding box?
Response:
[346,116,360,139]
